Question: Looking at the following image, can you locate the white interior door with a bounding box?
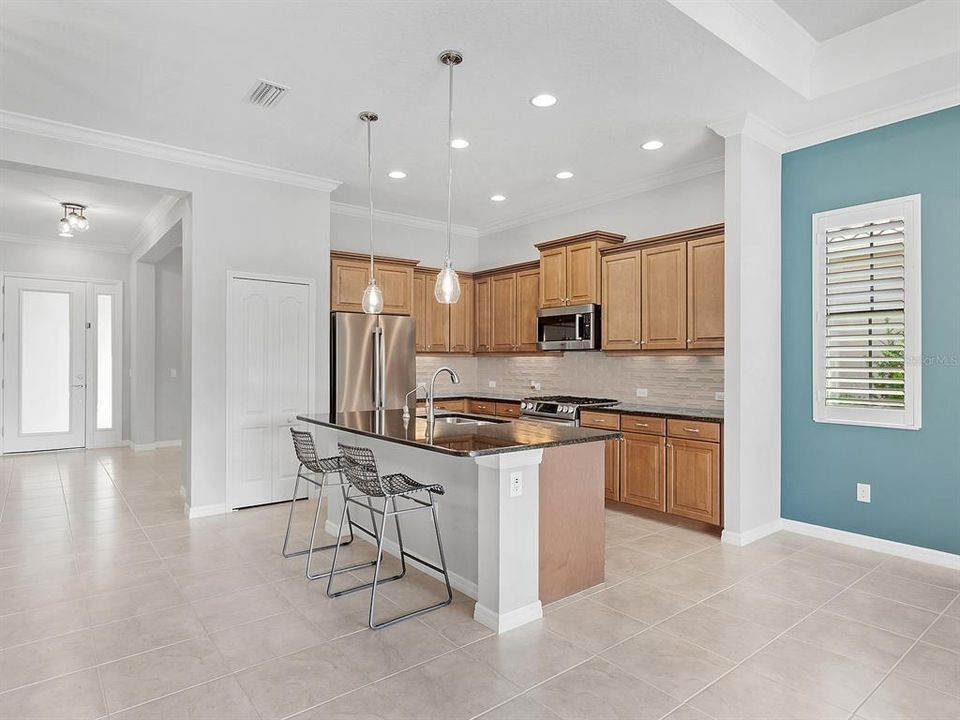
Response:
[228,277,312,509]
[2,277,87,452]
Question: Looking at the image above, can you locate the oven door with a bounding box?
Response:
[536,304,599,351]
[519,413,577,427]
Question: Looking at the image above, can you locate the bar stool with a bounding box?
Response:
[283,429,377,580]
[327,442,453,629]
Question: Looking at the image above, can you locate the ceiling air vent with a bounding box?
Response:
[246,79,290,108]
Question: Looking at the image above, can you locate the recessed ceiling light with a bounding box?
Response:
[641,140,664,151]
[490,194,507,202]
[387,170,407,179]
[530,94,557,107]
[555,171,574,180]
[450,138,469,149]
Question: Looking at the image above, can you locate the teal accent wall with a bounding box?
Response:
[781,106,960,555]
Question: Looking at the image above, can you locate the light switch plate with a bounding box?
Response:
[635,388,648,398]
[488,380,497,388]
[857,483,871,503]
[169,368,178,379]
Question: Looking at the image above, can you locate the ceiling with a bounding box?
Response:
[0,164,177,252]
[0,1,954,234]
[774,0,922,41]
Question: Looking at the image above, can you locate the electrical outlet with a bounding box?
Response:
[169,368,178,379]
[529,380,541,390]
[509,471,522,498]
[635,388,648,398]
[488,380,497,388]
[715,391,725,401]
[857,483,871,503]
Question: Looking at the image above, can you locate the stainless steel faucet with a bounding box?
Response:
[402,384,426,421]
[426,366,461,426]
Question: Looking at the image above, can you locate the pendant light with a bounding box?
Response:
[435,50,463,304]
[359,111,384,315]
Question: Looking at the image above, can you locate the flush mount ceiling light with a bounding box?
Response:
[490,194,507,202]
[387,170,407,179]
[641,140,664,150]
[530,94,557,107]
[555,170,574,180]
[359,111,384,315]
[435,50,464,305]
[450,138,469,149]
[58,203,89,237]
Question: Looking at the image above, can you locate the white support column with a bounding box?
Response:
[129,261,156,449]
[712,115,784,546]
[474,449,544,633]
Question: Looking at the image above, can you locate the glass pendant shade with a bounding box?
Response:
[67,211,82,230]
[361,278,384,314]
[58,218,73,237]
[75,215,89,232]
[434,260,461,304]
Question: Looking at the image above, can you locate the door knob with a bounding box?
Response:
[71,384,86,388]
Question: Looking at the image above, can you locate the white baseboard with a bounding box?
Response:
[474,600,543,634]
[781,519,960,570]
[126,439,182,452]
[721,518,784,547]
[186,503,228,519]
[324,519,478,599]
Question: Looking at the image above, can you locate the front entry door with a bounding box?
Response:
[2,277,87,452]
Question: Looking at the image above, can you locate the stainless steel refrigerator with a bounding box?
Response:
[330,312,416,413]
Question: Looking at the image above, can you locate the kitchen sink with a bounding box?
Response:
[434,413,507,426]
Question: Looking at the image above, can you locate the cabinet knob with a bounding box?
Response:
[687,338,691,343]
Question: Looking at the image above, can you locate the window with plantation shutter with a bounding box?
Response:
[812,195,921,430]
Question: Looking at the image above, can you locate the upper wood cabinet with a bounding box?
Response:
[475,276,492,352]
[412,268,473,354]
[517,268,540,351]
[687,234,725,349]
[330,251,416,315]
[641,242,687,350]
[412,271,428,352]
[449,276,474,353]
[475,262,540,353]
[536,231,625,308]
[601,250,641,350]
[490,272,518,352]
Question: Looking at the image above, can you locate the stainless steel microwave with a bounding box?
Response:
[537,304,600,351]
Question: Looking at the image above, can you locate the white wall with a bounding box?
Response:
[0,239,132,440]
[479,172,724,267]
[154,246,182,443]
[331,210,480,270]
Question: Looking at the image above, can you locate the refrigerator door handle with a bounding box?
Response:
[372,325,384,409]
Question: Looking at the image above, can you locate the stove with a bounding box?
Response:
[519,395,619,425]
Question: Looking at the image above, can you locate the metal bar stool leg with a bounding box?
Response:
[283,466,361,560]
[306,480,371,580]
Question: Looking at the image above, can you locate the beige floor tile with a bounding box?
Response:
[853,571,959,613]
[688,666,848,720]
[743,565,846,606]
[602,627,733,699]
[174,563,268,602]
[824,589,939,638]
[0,668,105,720]
[79,558,171,595]
[84,577,186,625]
[923,614,960,652]
[591,578,695,624]
[742,636,885,711]
[210,608,326,671]
[673,545,774,582]
[191,582,293,633]
[787,610,914,671]
[858,674,960,720]
[477,694,562,720]
[663,705,714,720]
[0,575,86,614]
[779,551,872,586]
[703,584,813,632]
[628,533,705,561]
[946,597,960,619]
[90,604,205,663]
[0,598,89,648]
[879,557,960,591]
[0,628,97,692]
[541,598,647,653]
[893,641,960,697]
[604,518,655,545]
[657,604,778,662]
[403,595,492,647]
[462,619,592,690]
[603,544,670,577]
[640,563,733,601]
[801,539,888,569]
[110,675,259,720]
[98,636,229,714]
[72,527,149,552]
[0,555,79,590]
[162,548,249,576]
[529,657,679,720]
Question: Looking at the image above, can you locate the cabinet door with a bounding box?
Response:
[375,263,413,316]
[517,269,540,351]
[475,277,492,352]
[330,256,370,313]
[621,432,665,511]
[687,235,724,349]
[426,293,450,352]
[604,439,621,501]
[667,437,721,525]
[449,277,474,353]
[566,240,598,306]
[641,242,687,349]
[601,252,641,350]
[491,273,518,352]
[412,272,428,352]
[539,247,567,308]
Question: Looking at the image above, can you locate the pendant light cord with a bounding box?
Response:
[366,116,375,280]
[445,58,454,262]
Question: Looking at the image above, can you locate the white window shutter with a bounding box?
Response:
[812,195,922,430]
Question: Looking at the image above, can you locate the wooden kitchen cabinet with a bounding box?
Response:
[413,269,473,354]
[601,250,641,350]
[468,399,496,415]
[478,261,540,353]
[475,276,492,352]
[330,251,416,315]
[517,268,540,351]
[412,271,428,352]
[603,438,622,501]
[539,246,567,309]
[621,432,666,511]
[641,241,687,350]
[537,231,625,308]
[666,437,721,525]
[449,276,474,353]
[490,272,518,352]
[687,234,724,349]
[426,284,450,352]
[495,402,521,418]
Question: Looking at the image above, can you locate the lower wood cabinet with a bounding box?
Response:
[603,439,621,501]
[666,437,721,525]
[621,432,666,511]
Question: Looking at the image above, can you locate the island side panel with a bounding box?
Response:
[538,442,605,603]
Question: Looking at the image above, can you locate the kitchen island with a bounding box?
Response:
[297,410,620,633]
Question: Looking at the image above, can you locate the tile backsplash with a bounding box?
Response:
[416,353,723,410]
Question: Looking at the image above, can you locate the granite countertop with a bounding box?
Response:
[297,410,621,457]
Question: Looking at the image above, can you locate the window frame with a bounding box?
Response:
[811,194,922,430]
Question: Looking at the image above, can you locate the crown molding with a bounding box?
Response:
[708,113,790,152]
[0,110,342,193]
[330,201,480,238]
[0,231,129,254]
[477,157,724,237]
